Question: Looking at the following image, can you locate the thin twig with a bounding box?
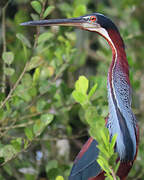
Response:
[1,1,9,93]
[110,167,117,180]
[0,62,28,109]
[0,120,34,131]
[0,118,17,138]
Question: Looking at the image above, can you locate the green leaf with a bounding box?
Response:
[0,145,17,161]
[29,87,37,97]
[98,156,110,172]
[30,13,39,20]
[33,114,54,136]
[27,56,43,71]
[114,160,120,173]
[73,4,87,17]
[110,134,117,149]
[31,1,42,14]
[97,144,110,158]
[2,52,14,65]
[33,68,40,86]
[88,83,97,99]
[33,120,42,136]
[40,113,54,125]
[24,139,29,149]
[15,84,31,102]
[100,128,110,148]
[36,99,47,112]
[22,73,33,88]
[72,90,88,104]
[46,160,58,173]
[75,76,89,94]
[56,176,64,180]
[16,33,31,48]
[97,158,108,173]
[25,127,34,141]
[4,67,15,76]
[38,32,54,44]
[43,5,55,18]
[109,153,117,166]
[11,138,22,152]
[85,106,98,124]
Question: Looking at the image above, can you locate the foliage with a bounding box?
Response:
[0,0,144,179]
[72,76,120,179]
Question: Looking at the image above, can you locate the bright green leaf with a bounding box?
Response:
[72,90,88,104]
[110,134,117,149]
[98,156,110,171]
[33,68,40,86]
[2,52,14,65]
[75,76,89,94]
[43,5,55,18]
[88,83,97,99]
[73,4,87,17]
[97,159,108,173]
[31,1,42,14]
[97,144,110,158]
[56,176,64,180]
[114,161,120,173]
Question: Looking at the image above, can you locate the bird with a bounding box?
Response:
[21,13,139,180]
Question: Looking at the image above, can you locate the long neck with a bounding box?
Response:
[105,28,137,161]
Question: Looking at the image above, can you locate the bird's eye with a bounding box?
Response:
[90,16,96,22]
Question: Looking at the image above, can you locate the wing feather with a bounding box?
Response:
[69,138,102,180]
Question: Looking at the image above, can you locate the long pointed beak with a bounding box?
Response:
[20,17,85,27]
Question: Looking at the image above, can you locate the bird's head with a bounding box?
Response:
[21,13,122,49]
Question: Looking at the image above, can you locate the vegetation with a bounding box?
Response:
[0,0,144,179]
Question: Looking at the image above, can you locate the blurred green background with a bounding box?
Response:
[0,0,144,179]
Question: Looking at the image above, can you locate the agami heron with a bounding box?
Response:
[21,13,139,180]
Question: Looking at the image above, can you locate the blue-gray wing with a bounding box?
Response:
[69,138,102,180]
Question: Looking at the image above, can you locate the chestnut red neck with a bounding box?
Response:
[106,28,129,84]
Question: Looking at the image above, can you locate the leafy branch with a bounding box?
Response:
[0,62,29,109]
[72,76,120,180]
